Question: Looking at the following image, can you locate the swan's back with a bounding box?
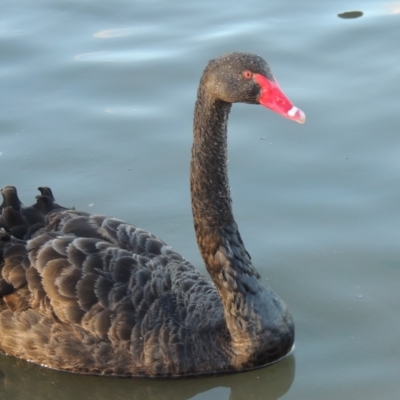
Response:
[0,189,229,377]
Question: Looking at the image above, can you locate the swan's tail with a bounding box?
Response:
[0,186,69,240]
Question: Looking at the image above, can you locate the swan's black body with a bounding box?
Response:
[0,52,298,377]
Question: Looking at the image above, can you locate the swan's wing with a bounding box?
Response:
[0,226,225,375]
[0,188,228,375]
[39,209,171,255]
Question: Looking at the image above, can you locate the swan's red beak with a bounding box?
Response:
[254,74,306,124]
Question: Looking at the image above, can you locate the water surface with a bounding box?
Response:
[1,0,400,399]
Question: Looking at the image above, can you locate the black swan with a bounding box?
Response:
[0,52,305,377]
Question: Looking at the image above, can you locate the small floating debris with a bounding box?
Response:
[338,11,363,19]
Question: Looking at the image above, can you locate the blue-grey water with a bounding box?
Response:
[1,0,400,399]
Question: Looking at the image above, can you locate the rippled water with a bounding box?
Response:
[1,0,400,399]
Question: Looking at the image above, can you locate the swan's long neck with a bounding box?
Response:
[191,89,235,246]
[190,86,268,357]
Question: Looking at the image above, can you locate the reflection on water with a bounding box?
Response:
[94,28,142,39]
[0,354,295,400]
[74,48,183,63]
[386,1,400,14]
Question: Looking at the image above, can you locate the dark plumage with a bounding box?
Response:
[0,52,304,377]
[0,186,68,240]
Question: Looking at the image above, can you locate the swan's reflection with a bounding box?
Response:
[0,354,295,400]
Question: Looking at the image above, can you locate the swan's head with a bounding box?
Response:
[203,52,305,124]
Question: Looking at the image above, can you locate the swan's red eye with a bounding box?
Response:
[242,70,253,79]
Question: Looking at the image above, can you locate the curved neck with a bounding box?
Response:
[190,86,267,357]
[191,88,233,235]
[190,87,258,273]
